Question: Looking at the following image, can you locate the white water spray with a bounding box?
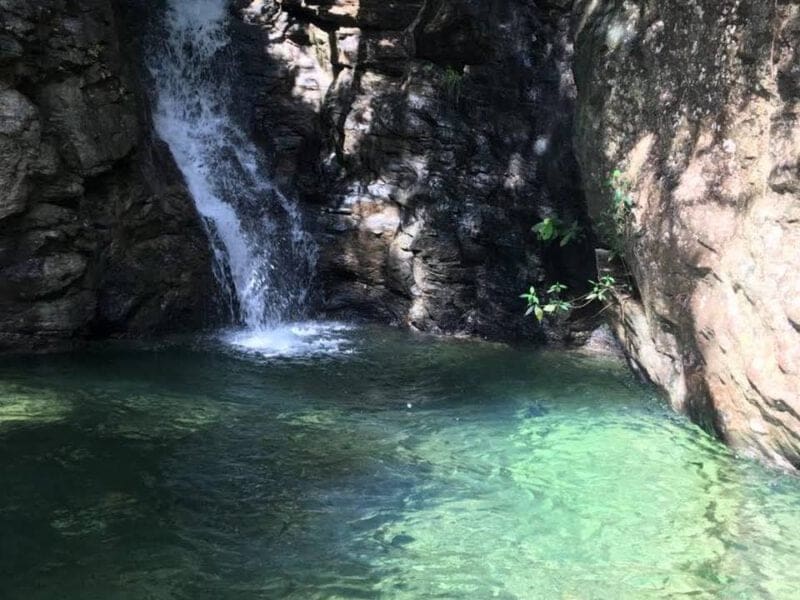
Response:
[147,0,316,331]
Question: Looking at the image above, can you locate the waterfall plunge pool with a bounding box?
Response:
[1,324,800,599]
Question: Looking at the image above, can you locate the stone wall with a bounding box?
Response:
[0,0,215,350]
[573,0,800,467]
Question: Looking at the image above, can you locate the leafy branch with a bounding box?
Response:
[532,217,584,247]
[520,276,618,323]
[443,67,464,106]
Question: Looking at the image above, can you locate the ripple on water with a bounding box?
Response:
[0,383,72,429]
[1,327,800,599]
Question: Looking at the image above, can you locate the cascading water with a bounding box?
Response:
[146,0,317,334]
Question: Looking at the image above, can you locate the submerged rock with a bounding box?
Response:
[523,402,549,419]
[576,324,626,360]
[390,533,416,547]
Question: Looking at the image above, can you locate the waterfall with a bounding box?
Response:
[147,0,316,331]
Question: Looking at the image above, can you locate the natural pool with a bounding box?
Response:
[1,324,799,599]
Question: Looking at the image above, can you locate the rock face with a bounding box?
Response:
[573,0,800,467]
[231,0,595,340]
[0,0,215,350]
[1,0,798,468]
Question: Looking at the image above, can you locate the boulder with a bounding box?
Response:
[573,0,800,467]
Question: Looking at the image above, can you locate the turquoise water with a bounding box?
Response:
[1,325,799,599]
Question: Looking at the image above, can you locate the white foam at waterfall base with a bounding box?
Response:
[221,323,355,358]
[149,0,322,352]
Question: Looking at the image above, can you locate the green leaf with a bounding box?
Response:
[534,307,544,322]
[533,218,557,242]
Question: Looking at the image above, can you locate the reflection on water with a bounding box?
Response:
[0,325,799,599]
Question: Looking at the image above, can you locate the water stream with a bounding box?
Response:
[1,328,800,599]
[147,0,316,334]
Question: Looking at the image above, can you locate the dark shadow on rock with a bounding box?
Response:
[295,0,600,341]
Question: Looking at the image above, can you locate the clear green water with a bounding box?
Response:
[1,325,800,599]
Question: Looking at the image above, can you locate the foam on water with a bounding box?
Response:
[221,322,355,358]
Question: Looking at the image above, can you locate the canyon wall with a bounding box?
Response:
[230,0,595,340]
[573,0,800,467]
[3,0,799,469]
[0,0,596,347]
[0,0,215,350]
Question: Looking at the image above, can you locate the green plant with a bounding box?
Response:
[560,220,584,246]
[532,217,584,247]
[608,169,635,216]
[520,275,620,322]
[521,169,632,323]
[547,282,568,295]
[597,169,635,259]
[443,67,464,105]
[532,217,558,242]
[520,283,573,323]
[586,275,616,303]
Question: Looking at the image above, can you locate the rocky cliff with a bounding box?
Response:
[573,0,800,467]
[0,0,595,349]
[0,0,215,350]
[3,0,798,469]
[230,0,595,340]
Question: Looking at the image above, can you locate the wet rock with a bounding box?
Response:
[576,324,625,360]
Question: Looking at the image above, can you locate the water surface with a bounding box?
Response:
[1,325,799,599]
